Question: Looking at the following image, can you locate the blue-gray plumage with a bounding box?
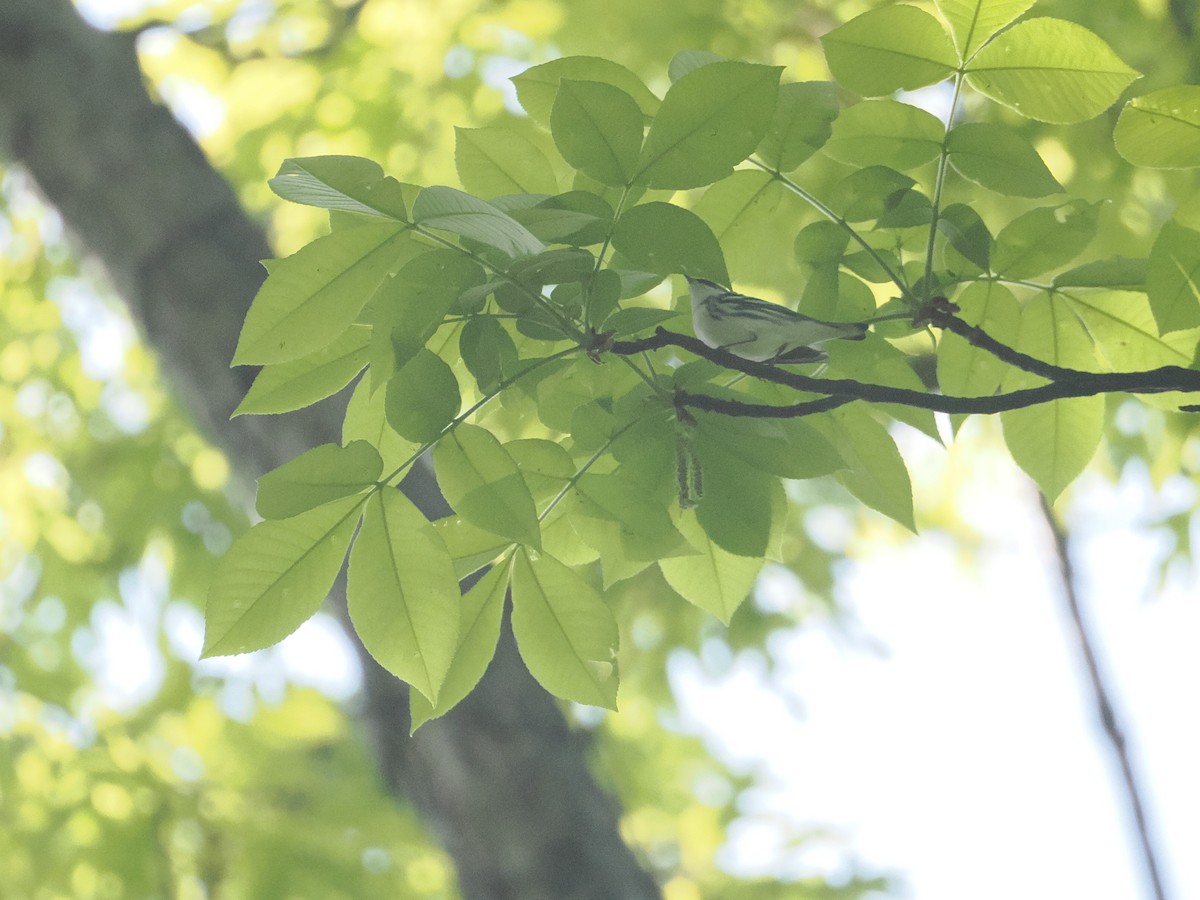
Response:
[684,275,867,363]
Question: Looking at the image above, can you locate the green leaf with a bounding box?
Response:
[826,336,940,442]
[348,490,461,704]
[822,6,956,96]
[342,375,420,471]
[824,99,944,170]
[693,170,796,283]
[435,515,514,578]
[233,326,369,417]
[794,220,851,266]
[946,122,1062,197]
[505,438,574,505]
[268,156,409,219]
[937,281,1021,400]
[459,317,518,391]
[233,222,409,365]
[692,431,778,557]
[434,423,541,549]
[570,473,689,562]
[694,414,843,479]
[1054,257,1147,291]
[202,495,363,657]
[1069,292,1198,371]
[1115,86,1200,168]
[667,49,725,82]
[454,126,558,198]
[936,0,1035,58]
[412,186,545,258]
[510,547,619,709]
[1000,294,1103,500]
[612,202,729,284]
[1147,220,1200,332]
[660,510,763,624]
[816,408,916,531]
[827,166,917,222]
[530,191,614,245]
[991,201,1098,279]
[551,80,644,187]
[756,81,839,172]
[635,61,782,189]
[938,203,992,272]
[385,350,461,443]
[256,442,382,520]
[965,18,1140,124]
[371,249,484,380]
[513,56,659,124]
[409,563,508,732]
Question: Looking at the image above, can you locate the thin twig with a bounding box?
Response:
[1037,494,1171,900]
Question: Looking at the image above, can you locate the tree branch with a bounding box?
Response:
[1038,495,1172,900]
[614,328,1200,419]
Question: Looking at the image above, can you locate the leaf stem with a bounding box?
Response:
[923,72,968,297]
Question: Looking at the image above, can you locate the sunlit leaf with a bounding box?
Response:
[815,408,916,531]
[551,80,644,187]
[202,495,363,657]
[348,490,461,704]
[965,18,1139,123]
[409,563,509,732]
[269,156,409,219]
[233,222,409,365]
[233,326,369,417]
[510,547,619,709]
[822,6,956,96]
[756,81,839,171]
[1054,257,1147,291]
[660,510,763,624]
[434,423,541,549]
[612,202,729,284]
[991,201,1098,279]
[937,281,1021,401]
[385,350,461,443]
[1115,86,1200,169]
[1147,220,1200,333]
[256,441,382,520]
[513,56,659,124]
[412,186,545,258]
[635,61,782,189]
[455,126,558,198]
[342,376,420,472]
[936,0,1035,58]
[946,122,1062,196]
[824,99,944,170]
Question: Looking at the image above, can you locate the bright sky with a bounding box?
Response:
[671,420,1199,899]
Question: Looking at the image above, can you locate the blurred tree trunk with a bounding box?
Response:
[0,3,659,898]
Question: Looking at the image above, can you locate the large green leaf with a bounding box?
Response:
[823,99,944,170]
[611,202,728,284]
[434,423,542,549]
[1147,220,1200,332]
[384,350,461,443]
[455,126,558,198]
[1115,87,1200,169]
[660,511,764,624]
[634,61,782,189]
[1000,294,1103,500]
[938,203,992,272]
[342,375,420,472]
[991,201,1098,279]
[937,281,1021,400]
[512,56,660,124]
[409,563,509,732]
[371,249,484,381]
[510,547,619,709]
[822,6,956,96]
[348,490,461,704]
[256,442,382,520]
[233,325,369,417]
[756,81,839,172]
[202,495,364,657]
[233,222,409,365]
[268,156,409,219]
[827,166,917,222]
[827,336,940,442]
[693,170,797,283]
[412,186,545,258]
[1069,292,1199,372]
[551,80,644,187]
[569,473,690,562]
[692,431,779,557]
[936,0,1035,59]
[946,122,1062,197]
[1054,257,1147,292]
[815,408,916,531]
[459,316,518,392]
[965,18,1139,123]
[694,414,843,479]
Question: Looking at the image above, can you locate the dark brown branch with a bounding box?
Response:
[1038,496,1171,900]
[615,329,1200,418]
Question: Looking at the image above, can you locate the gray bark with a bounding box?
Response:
[0,3,659,897]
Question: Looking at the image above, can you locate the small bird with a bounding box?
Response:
[685,275,868,364]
